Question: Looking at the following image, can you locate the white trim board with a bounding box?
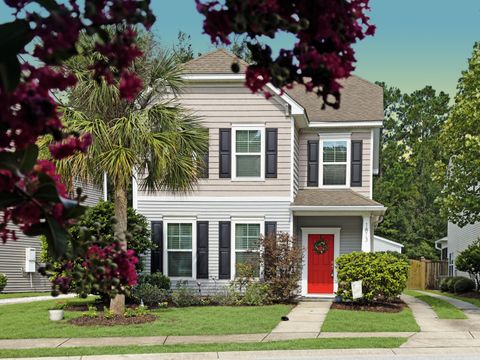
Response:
[301,227,341,296]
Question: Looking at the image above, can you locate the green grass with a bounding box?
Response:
[404,290,467,319]
[0,338,407,358]
[0,292,50,300]
[427,290,480,308]
[321,307,420,332]
[0,297,291,339]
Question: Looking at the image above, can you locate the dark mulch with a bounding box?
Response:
[69,314,156,326]
[458,291,480,299]
[65,303,105,312]
[331,300,406,313]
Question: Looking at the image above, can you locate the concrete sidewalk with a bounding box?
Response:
[0,294,75,306]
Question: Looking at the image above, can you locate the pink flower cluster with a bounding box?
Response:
[49,133,93,160]
[196,0,375,108]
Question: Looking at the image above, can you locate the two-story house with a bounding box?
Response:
[134,49,386,297]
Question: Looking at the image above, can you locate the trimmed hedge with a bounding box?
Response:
[454,277,475,293]
[336,251,409,303]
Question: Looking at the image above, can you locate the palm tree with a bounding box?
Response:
[49,32,208,313]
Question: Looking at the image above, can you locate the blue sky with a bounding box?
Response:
[2,1,479,96]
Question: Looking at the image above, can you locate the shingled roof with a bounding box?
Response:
[292,189,383,207]
[182,49,383,122]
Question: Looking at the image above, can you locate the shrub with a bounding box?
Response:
[0,273,7,293]
[242,283,270,306]
[211,286,241,306]
[454,277,475,294]
[260,232,303,303]
[82,305,98,318]
[171,281,200,307]
[139,272,171,290]
[336,251,410,303]
[446,276,464,293]
[440,277,451,292]
[124,305,149,317]
[231,262,256,292]
[133,283,168,307]
[455,239,480,289]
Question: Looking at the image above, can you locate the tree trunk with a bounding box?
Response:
[110,183,128,315]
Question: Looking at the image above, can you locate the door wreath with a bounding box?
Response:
[313,240,328,254]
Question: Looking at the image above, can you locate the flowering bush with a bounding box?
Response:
[196,0,375,108]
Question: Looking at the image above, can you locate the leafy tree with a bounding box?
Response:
[173,31,195,63]
[455,239,480,288]
[216,35,253,63]
[435,42,480,227]
[374,84,450,259]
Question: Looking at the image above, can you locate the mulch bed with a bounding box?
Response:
[331,300,406,313]
[458,291,480,299]
[69,314,156,326]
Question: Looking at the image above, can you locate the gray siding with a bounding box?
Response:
[448,221,480,277]
[0,183,103,293]
[295,216,362,254]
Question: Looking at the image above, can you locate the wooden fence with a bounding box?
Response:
[406,259,448,290]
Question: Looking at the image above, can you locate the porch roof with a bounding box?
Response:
[291,189,386,214]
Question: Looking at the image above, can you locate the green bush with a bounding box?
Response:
[336,251,410,303]
[0,273,7,293]
[446,276,464,293]
[133,283,168,307]
[455,239,480,288]
[440,277,451,292]
[454,277,475,293]
[242,282,270,306]
[211,286,241,306]
[171,281,200,307]
[139,272,171,290]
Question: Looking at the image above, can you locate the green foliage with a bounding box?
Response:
[260,232,303,303]
[211,286,242,306]
[440,277,465,293]
[172,31,195,63]
[138,271,171,290]
[82,305,98,318]
[374,83,450,259]
[133,284,168,307]
[50,301,66,310]
[440,277,451,292]
[455,239,480,287]
[0,273,7,293]
[124,305,150,318]
[103,306,115,319]
[435,42,480,226]
[454,277,475,294]
[231,262,256,292]
[171,281,200,307]
[336,252,410,303]
[242,283,270,306]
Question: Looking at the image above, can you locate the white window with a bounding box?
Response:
[320,136,350,187]
[165,222,196,278]
[232,126,265,180]
[232,222,262,277]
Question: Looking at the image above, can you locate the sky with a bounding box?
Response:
[1,1,480,97]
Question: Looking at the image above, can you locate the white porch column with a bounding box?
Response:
[132,170,138,210]
[361,215,372,252]
[102,172,108,201]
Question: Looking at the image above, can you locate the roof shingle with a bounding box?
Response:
[292,189,383,207]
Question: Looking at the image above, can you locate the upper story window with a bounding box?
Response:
[232,126,265,180]
[320,136,351,187]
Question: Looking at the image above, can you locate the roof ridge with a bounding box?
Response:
[182,48,249,69]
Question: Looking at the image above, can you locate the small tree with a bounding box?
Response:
[455,239,480,289]
[260,232,303,303]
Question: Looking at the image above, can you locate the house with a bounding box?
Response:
[436,222,480,276]
[0,182,104,293]
[135,49,386,297]
[373,235,403,253]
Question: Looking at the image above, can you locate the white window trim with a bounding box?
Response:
[319,135,351,188]
[231,219,265,280]
[232,125,265,181]
[163,220,197,280]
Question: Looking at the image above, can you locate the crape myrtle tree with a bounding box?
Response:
[1,0,375,301]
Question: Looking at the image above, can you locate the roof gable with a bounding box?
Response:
[183,48,249,74]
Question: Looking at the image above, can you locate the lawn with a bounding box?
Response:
[404,290,467,319]
[0,338,407,358]
[0,298,292,339]
[0,292,50,300]
[321,307,419,332]
[428,290,480,308]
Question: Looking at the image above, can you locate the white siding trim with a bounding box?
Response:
[301,227,341,296]
[290,117,295,202]
[103,173,108,201]
[309,121,383,128]
[370,129,374,199]
[136,196,291,202]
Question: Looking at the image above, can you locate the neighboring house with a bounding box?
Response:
[0,181,104,293]
[135,49,386,297]
[436,222,480,277]
[373,235,403,253]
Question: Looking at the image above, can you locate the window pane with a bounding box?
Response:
[168,223,192,250]
[235,224,260,250]
[323,140,347,163]
[168,252,192,277]
[236,130,261,153]
[323,164,346,185]
[236,155,260,177]
[236,252,260,277]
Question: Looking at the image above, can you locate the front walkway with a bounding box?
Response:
[0,294,75,306]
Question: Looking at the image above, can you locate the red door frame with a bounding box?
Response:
[307,233,335,294]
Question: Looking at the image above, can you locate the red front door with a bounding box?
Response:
[308,234,334,294]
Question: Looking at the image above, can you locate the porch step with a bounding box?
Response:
[299,297,334,302]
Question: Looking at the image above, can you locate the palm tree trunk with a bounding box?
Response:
[110,182,128,315]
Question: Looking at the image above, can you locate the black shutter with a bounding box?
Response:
[351,140,363,187]
[265,128,278,178]
[196,221,209,279]
[307,140,319,187]
[219,129,231,178]
[150,221,163,273]
[264,221,277,238]
[218,221,231,279]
